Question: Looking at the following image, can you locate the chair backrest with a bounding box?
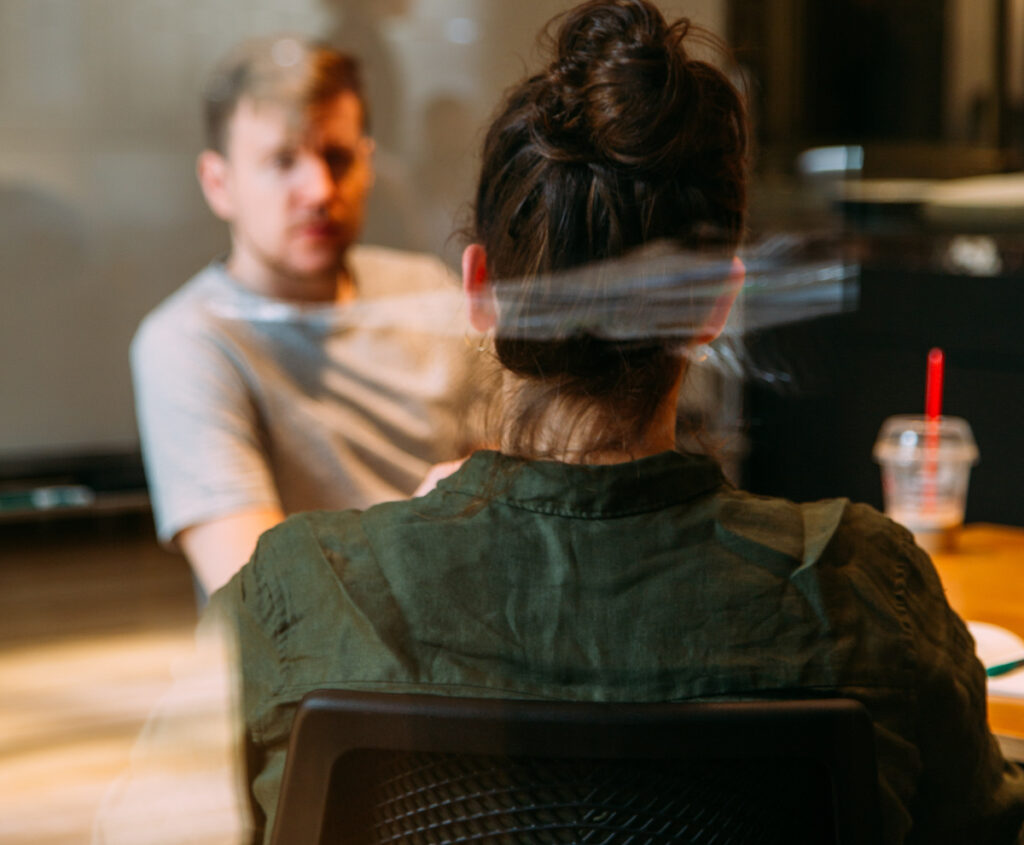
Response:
[269,690,882,845]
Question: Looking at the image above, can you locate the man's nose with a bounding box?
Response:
[296,155,336,204]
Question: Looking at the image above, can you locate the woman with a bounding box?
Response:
[213,2,1024,842]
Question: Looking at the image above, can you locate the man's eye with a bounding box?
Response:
[324,150,354,176]
[273,151,296,170]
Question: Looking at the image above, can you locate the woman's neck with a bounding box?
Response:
[498,370,682,465]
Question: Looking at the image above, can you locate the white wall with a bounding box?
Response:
[0,0,332,459]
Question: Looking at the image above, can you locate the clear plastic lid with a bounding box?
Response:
[872,415,979,465]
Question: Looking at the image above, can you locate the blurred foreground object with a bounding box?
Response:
[92,618,248,844]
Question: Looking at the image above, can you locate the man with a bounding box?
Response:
[131,36,481,597]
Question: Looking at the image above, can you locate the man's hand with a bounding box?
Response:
[412,458,469,498]
[177,506,285,596]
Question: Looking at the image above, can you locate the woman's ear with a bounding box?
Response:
[462,243,496,332]
[697,256,745,343]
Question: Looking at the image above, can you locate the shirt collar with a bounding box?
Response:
[437,450,727,519]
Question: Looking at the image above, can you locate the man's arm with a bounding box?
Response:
[131,301,287,597]
[178,506,285,596]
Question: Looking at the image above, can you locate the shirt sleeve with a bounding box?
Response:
[890,519,1024,843]
[130,311,281,545]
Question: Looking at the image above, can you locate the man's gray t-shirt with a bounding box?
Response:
[131,246,482,544]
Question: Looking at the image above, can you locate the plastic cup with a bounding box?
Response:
[872,415,979,552]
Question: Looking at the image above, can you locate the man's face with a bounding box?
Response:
[204,91,373,295]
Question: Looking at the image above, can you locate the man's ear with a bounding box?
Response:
[196,150,235,222]
[363,136,377,191]
[462,243,496,332]
[696,256,745,343]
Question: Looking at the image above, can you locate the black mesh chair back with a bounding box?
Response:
[268,691,881,845]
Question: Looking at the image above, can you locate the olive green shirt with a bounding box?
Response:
[211,450,1024,844]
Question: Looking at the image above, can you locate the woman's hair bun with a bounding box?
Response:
[534,0,700,174]
[474,0,746,280]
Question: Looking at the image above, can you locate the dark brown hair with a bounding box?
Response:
[471,0,749,458]
[202,35,367,154]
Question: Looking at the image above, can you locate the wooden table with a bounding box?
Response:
[930,524,1024,740]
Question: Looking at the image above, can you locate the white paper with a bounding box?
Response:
[967,621,1024,700]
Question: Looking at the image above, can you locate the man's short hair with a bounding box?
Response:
[202,35,367,154]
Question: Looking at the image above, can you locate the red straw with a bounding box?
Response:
[925,348,944,420]
[923,348,944,514]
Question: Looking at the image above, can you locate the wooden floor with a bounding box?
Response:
[0,513,203,844]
